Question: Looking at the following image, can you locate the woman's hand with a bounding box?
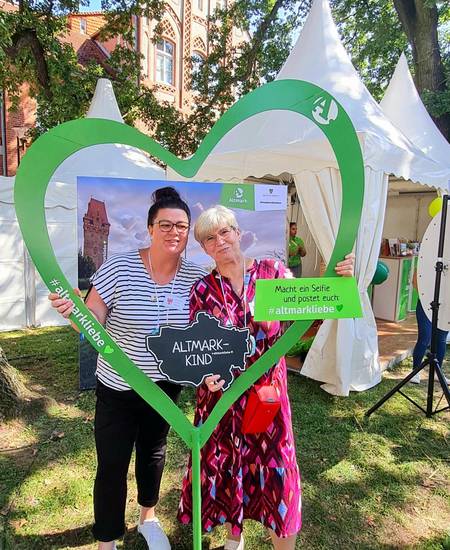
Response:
[204,374,225,392]
[48,288,81,318]
[335,253,355,277]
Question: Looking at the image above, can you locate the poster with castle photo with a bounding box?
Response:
[77,177,287,389]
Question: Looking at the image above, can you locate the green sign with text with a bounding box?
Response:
[254,277,363,321]
[220,183,255,210]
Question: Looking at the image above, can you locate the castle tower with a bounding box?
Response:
[83,198,110,270]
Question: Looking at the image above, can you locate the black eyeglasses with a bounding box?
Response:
[152,220,190,233]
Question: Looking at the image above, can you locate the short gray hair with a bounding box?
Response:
[194,205,238,243]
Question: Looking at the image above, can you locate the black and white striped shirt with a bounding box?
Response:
[91,251,207,391]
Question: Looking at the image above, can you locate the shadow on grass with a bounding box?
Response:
[289,372,449,549]
[7,525,93,549]
[0,327,200,549]
[1,328,449,549]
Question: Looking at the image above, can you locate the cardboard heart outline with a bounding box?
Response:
[14,79,364,450]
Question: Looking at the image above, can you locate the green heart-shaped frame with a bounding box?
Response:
[14,79,364,547]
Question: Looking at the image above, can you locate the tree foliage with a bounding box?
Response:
[0,0,448,157]
[78,250,96,279]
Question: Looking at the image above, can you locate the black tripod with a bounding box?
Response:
[366,195,450,418]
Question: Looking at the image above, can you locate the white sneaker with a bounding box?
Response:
[138,518,171,550]
[410,370,450,385]
[224,538,244,550]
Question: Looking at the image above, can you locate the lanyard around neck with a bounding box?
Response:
[148,250,180,329]
[215,260,251,328]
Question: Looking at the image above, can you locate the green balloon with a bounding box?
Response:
[372,261,389,285]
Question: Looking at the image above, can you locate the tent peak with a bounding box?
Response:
[381,53,450,178]
[86,78,124,123]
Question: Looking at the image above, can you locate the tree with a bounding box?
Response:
[329,0,449,138]
[0,346,29,420]
[184,0,450,145]
[392,0,450,137]
[78,250,96,280]
[0,0,305,155]
[0,0,167,135]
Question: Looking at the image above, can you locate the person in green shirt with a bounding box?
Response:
[288,222,306,278]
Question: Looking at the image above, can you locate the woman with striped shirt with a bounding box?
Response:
[49,187,206,550]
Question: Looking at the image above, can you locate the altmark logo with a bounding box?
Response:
[312,96,338,126]
[229,186,247,205]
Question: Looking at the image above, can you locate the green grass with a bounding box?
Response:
[0,327,449,549]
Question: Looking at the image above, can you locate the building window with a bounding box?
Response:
[80,18,87,34]
[156,39,175,85]
[197,0,203,10]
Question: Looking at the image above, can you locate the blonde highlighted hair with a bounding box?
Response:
[194,205,239,243]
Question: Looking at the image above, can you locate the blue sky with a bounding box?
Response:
[79,0,102,12]
[77,177,287,268]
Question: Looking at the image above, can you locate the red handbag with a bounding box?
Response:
[242,384,281,434]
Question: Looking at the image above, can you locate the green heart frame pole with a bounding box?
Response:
[14,79,364,549]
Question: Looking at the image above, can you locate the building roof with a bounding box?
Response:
[85,198,110,225]
[71,11,105,16]
[60,29,109,66]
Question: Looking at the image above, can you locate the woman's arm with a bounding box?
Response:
[48,286,108,331]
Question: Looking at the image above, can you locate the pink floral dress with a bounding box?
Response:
[178,259,302,538]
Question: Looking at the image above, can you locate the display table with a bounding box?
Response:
[372,256,418,322]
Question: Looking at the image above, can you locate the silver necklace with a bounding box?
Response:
[148,249,180,335]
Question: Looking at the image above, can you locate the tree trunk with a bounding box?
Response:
[0,346,29,420]
[393,0,450,139]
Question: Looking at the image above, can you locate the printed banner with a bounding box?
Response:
[77,178,287,389]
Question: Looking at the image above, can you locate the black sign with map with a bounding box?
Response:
[146,312,251,390]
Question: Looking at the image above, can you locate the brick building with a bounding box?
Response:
[82,198,110,269]
[0,1,36,176]
[0,1,109,176]
[69,0,245,112]
[0,0,245,175]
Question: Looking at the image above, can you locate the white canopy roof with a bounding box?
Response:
[170,0,448,190]
[380,53,450,183]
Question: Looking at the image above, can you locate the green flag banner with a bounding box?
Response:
[254,277,363,321]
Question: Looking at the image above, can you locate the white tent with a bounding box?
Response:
[0,79,165,331]
[380,53,450,171]
[168,0,449,395]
